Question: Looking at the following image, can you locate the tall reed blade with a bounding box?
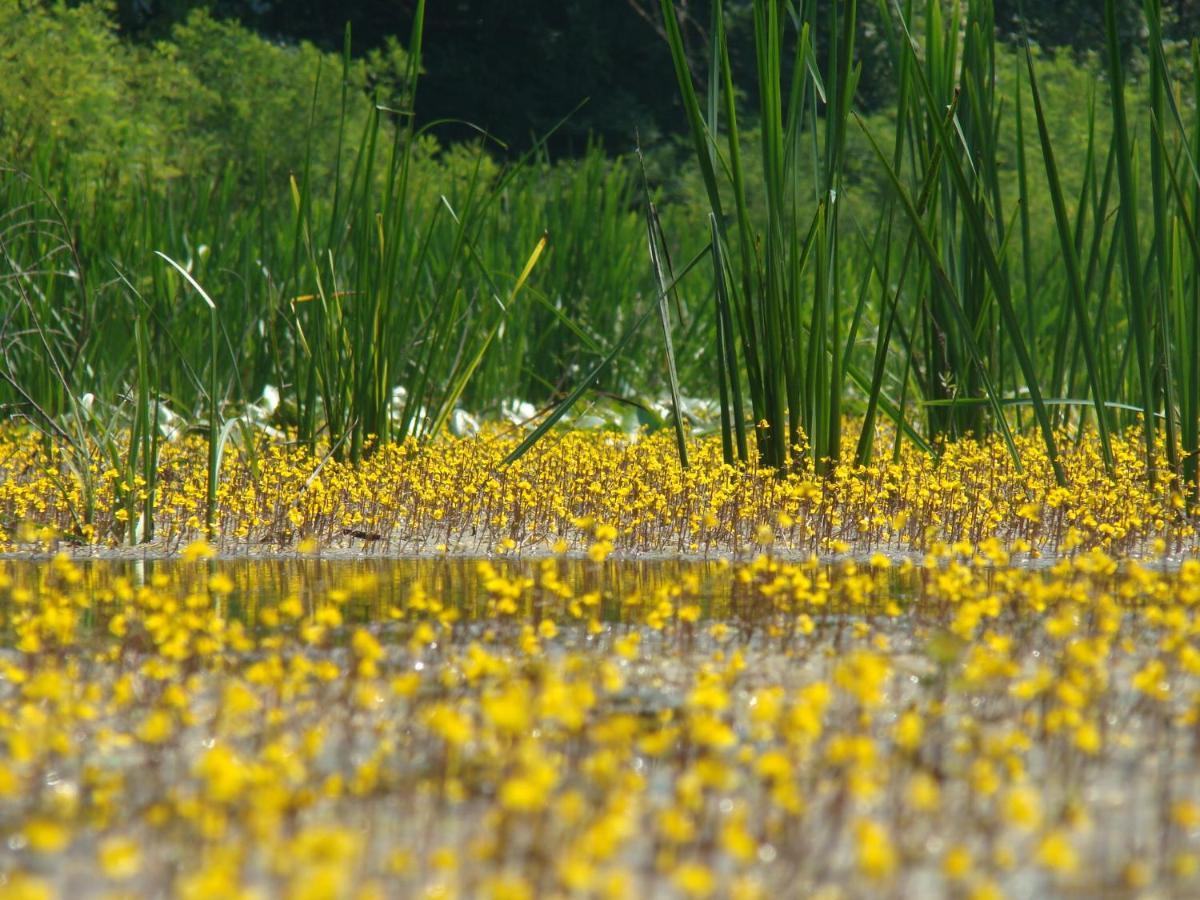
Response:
[1023,44,1115,475]
[645,200,690,468]
[710,214,748,464]
[154,250,222,538]
[854,113,1031,478]
[1104,0,1158,480]
[885,9,1066,484]
[659,0,859,473]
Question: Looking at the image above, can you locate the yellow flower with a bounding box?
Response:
[854,818,897,881]
[98,835,142,879]
[137,709,175,744]
[24,816,70,853]
[182,538,215,562]
[588,540,613,563]
[671,862,715,898]
[1174,801,1200,829]
[942,844,972,881]
[0,873,55,900]
[834,650,890,708]
[425,704,473,747]
[893,709,923,751]
[194,744,249,804]
[499,757,557,813]
[207,572,235,594]
[1002,785,1042,830]
[1132,659,1171,701]
[906,772,940,812]
[1036,830,1078,875]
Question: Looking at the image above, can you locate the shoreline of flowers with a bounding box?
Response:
[0,425,1196,561]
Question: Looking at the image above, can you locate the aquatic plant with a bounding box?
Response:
[2,546,1200,895]
[0,422,1193,559]
[657,0,1200,501]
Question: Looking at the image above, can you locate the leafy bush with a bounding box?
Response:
[0,1,181,184]
[0,2,408,191]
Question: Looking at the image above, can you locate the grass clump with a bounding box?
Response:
[656,0,1200,502]
[7,0,1200,506]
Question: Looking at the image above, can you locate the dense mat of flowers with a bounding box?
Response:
[2,549,1200,897]
[0,425,1195,558]
[2,425,1200,896]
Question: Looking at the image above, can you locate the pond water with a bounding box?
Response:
[0,553,1197,897]
[4,554,731,621]
[0,554,926,633]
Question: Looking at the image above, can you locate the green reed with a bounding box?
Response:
[656,0,1199,498]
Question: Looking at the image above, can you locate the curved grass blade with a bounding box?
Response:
[155,250,222,536]
[853,111,1028,477]
[644,195,689,469]
[427,233,548,437]
[502,242,711,467]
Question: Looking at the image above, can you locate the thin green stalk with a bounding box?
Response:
[1105,0,1157,480]
[1023,43,1114,474]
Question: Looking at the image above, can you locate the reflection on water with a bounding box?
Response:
[0,554,927,636]
[1,556,731,628]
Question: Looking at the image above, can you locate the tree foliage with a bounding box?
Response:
[92,0,1200,156]
[0,1,410,189]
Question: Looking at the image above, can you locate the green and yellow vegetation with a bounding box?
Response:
[4,0,1200,493]
[4,0,1200,895]
[3,537,1200,896]
[0,424,1194,558]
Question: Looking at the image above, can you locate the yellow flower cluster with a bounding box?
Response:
[0,423,1194,557]
[1,546,1200,896]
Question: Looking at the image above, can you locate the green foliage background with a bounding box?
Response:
[2,0,1199,494]
[0,2,412,189]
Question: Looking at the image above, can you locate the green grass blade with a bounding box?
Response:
[1023,44,1114,474]
[854,110,1028,477]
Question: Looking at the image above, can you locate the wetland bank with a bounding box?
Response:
[5,0,1200,896]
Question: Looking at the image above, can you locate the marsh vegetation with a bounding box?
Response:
[3,0,1200,896]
